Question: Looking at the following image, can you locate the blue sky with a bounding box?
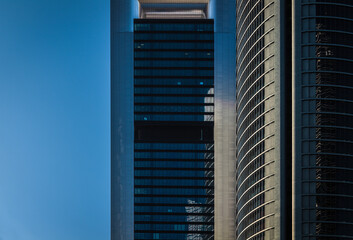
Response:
[0,0,110,239]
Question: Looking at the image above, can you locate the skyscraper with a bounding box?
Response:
[133,17,215,240]
[236,0,290,239]
[111,0,236,239]
[236,0,353,239]
[293,1,353,239]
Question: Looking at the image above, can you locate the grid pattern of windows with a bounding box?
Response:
[134,19,214,240]
[236,0,277,239]
[299,1,353,239]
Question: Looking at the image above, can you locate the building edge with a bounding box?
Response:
[111,0,138,239]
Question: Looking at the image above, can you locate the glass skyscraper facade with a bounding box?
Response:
[293,0,353,239]
[113,0,353,239]
[111,0,237,239]
[133,19,215,240]
[236,0,353,239]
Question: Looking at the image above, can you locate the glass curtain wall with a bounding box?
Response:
[134,19,215,240]
[295,0,353,238]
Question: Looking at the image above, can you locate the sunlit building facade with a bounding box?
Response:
[235,0,290,239]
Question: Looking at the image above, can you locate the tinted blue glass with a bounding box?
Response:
[135,152,210,159]
[135,198,210,205]
[135,42,213,50]
[135,179,213,186]
[134,20,214,239]
[134,213,213,221]
[135,143,213,150]
[135,206,212,213]
[135,188,211,195]
[135,170,209,177]
[135,33,214,41]
[134,87,213,94]
[134,69,214,77]
[134,51,213,59]
[134,23,213,32]
[135,233,213,240]
[135,78,213,86]
[134,105,214,113]
[135,223,213,231]
[135,114,213,121]
[135,161,213,168]
[134,96,214,104]
[135,60,213,68]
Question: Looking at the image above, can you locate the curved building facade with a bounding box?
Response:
[235,0,291,239]
[236,0,279,239]
[293,0,353,239]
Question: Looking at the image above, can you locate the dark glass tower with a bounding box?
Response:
[111,1,236,239]
[133,19,215,240]
[293,0,353,239]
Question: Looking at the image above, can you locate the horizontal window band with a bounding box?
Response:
[134,158,213,162]
[134,89,213,94]
[134,119,213,123]
[135,36,214,41]
[134,19,213,23]
[134,143,214,149]
[135,48,213,51]
[134,121,214,126]
[135,76,214,79]
[135,58,214,61]
[135,101,214,105]
[135,74,213,78]
[135,167,214,171]
[134,149,214,153]
[135,84,213,88]
[134,30,213,34]
[134,85,213,88]
[135,149,213,153]
[134,212,213,216]
[135,194,213,198]
[135,223,213,227]
[134,124,213,142]
[134,103,214,106]
[134,109,214,114]
[134,230,213,234]
[135,76,213,79]
[134,141,214,144]
[135,40,214,43]
[135,182,214,187]
[134,140,214,143]
[135,160,214,164]
[135,112,214,115]
[135,176,213,180]
[135,185,213,189]
[134,48,214,52]
[135,203,213,207]
[134,67,214,70]
[135,221,213,225]
[135,93,213,97]
[134,106,214,111]
[134,156,213,160]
